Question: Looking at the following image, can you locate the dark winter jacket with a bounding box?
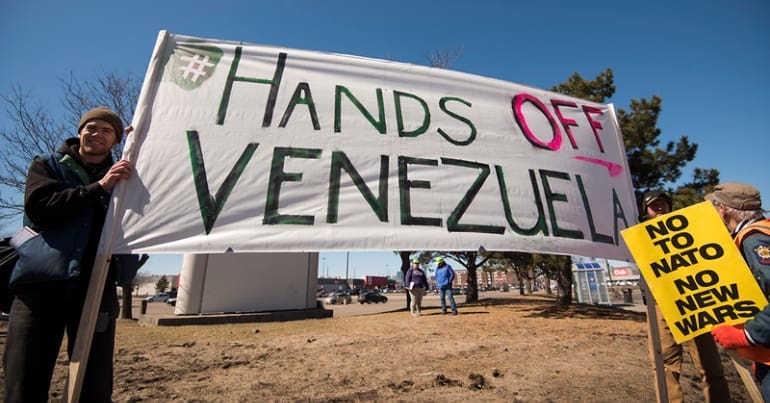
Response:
[21,138,114,282]
[13,138,138,292]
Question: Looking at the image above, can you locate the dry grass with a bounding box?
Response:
[0,295,755,402]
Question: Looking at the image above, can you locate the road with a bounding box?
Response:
[132,292,487,318]
[323,293,433,317]
[130,288,646,319]
[133,292,425,318]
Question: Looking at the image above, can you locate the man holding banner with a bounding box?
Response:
[707,183,770,399]
[641,190,731,402]
[3,107,135,402]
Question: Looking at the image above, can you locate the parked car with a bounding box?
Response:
[145,293,170,303]
[358,291,387,304]
[324,291,352,305]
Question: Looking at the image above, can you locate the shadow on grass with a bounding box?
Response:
[353,294,646,322]
[466,295,647,322]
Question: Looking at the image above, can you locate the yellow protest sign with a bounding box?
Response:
[621,201,767,343]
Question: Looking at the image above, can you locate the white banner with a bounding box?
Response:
[104,31,637,260]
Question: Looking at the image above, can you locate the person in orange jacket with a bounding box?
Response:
[707,183,770,399]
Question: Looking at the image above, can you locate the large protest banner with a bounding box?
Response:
[621,201,767,343]
[103,31,637,259]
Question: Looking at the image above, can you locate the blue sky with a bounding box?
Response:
[1,0,768,277]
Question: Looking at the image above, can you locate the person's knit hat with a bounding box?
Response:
[77,107,124,142]
[435,257,444,263]
[705,182,762,211]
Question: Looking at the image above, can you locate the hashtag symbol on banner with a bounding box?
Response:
[167,42,222,90]
[178,54,215,82]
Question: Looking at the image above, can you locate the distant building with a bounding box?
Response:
[609,265,640,283]
[317,277,351,291]
[477,269,522,288]
[350,278,364,290]
[363,275,388,290]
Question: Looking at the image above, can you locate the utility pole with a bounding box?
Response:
[345,252,350,282]
[605,258,613,283]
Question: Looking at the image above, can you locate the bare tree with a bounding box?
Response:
[426,48,464,69]
[0,71,140,230]
[59,71,140,139]
[0,86,69,224]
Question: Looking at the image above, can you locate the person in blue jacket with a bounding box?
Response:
[434,257,458,315]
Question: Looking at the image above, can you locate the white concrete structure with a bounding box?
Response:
[174,253,319,314]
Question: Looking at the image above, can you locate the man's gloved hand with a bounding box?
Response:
[711,325,752,349]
